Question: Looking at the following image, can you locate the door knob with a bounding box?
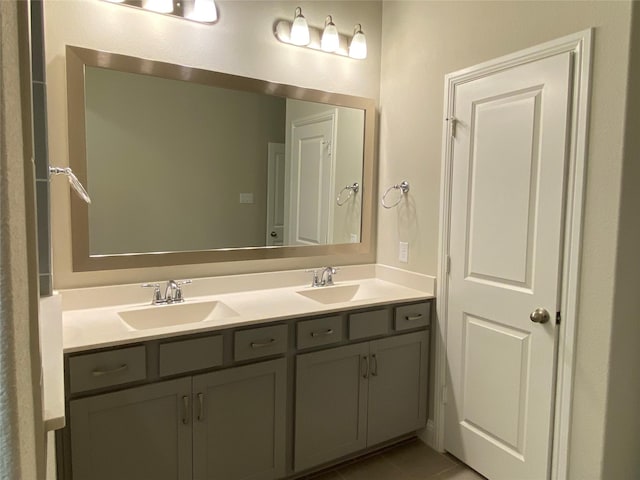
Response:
[270,231,277,237]
[530,308,550,324]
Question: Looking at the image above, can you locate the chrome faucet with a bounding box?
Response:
[142,279,192,304]
[320,266,337,286]
[306,267,338,287]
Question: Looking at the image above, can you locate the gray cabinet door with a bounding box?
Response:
[192,358,287,480]
[367,330,429,445]
[69,378,192,480]
[294,342,370,472]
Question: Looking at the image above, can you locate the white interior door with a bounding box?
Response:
[266,142,285,246]
[444,52,572,479]
[288,113,335,246]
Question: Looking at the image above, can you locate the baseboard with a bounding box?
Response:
[418,419,436,449]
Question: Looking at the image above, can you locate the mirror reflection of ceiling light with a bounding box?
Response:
[349,24,367,60]
[290,7,310,46]
[99,0,218,24]
[321,15,339,52]
[274,8,367,60]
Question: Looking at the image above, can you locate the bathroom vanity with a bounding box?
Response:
[56,278,433,480]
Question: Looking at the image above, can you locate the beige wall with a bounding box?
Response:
[85,67,285,254]
[284,99,365,244]
[44,0,382,288]
[602,3,640,477]
[379,1,633,478]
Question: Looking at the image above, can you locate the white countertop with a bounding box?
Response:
[39,294,65,431]
[63,277,433,353]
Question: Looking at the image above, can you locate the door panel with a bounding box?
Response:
[70,378,192,480]
[445,52,572,479]
[288,113,335,245]
[192,359,286,480]
[367,331,429,446]
[266,142,285,246]
[294,342,369,472]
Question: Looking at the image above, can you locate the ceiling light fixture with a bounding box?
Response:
[99,0,218,24]
[186,0,217,23]
[143,0,173,14]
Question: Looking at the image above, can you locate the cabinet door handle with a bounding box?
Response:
[311,328,334,337]
[371,353,378,376]
[197,393,205,422]
[361,355,369,379]
[181,395,190,425]
[91,364,128,377]
[405,314,423,321]
[250,338,276,348]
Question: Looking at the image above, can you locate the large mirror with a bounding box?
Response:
[66,46,376,271]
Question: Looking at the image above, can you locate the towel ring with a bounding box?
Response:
[381,181,409,209]
[49,166,92,204]
[336,183,360,206]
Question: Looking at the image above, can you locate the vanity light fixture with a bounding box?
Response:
[274,9,367,60]
[99,0,218,24]
[290,7,310,46]
[349,24,367,60]
[321,15,339,52]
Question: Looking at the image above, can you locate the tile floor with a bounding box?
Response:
[307,439,486,480]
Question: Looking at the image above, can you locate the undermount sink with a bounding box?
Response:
[118,300,238,330]
[296,284,375,305]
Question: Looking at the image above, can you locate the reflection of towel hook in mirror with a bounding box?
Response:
[381,181,409,209]
[336,183,360,206]
[49,166,91,204]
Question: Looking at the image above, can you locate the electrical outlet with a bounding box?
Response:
[350,234,358,243]
[399,241,409,263]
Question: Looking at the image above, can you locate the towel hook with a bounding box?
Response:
[381,181,409,209]
[336,183,359,206]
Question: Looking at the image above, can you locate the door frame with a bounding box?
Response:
[434,29,593,480]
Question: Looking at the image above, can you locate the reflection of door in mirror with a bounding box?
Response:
[287,110,336,246]
[266,143,285,246]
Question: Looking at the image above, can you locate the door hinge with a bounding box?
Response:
[446,116,457,139]
[442,384,448,405]
[446,256,451,275]
[556,311,561,325]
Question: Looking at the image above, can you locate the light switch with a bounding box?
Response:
[350,234,358,243]
[239,193,254,204]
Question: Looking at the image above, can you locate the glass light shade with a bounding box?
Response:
[290,7,310,46]
[349,25,367,59]
[187,0,217,22]
[143,0,173,13]
[321,16,339,52]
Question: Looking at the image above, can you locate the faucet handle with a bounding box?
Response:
[304,269,322,287]
[173,279,192,302]
[142,283,163,304]
[176,279,192,286]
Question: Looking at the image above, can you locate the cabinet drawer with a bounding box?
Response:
[234,324,288,361]
[395,302,431,331]
[297,316,343,349]
[348,309,389,340]
[69,346,146,394]
[159,335,223,377]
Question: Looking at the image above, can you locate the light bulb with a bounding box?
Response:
[143,0,173,13]
[187,0,217,22]
[321,15,339,52]
[290,7,310,46]
[349,24,367,59]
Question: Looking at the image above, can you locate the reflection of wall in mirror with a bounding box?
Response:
[283,99,364,245]
[85,67,286,255]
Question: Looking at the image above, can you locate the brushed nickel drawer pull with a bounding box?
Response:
[361,355,369,379]
[197,393,205,422]
[405,314,423,321]
[311,328,334,338]
[91,364,128,377]
[181,396,190,425]
[250,338,276,348]
[371,353,378,376]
